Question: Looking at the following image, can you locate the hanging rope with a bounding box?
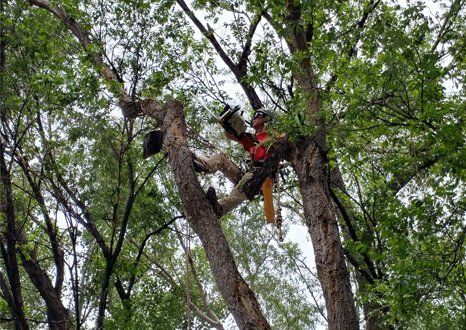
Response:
[276,170,284,242]
[184,220,192,330]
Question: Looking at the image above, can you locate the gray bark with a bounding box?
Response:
[282,0,359,327]
[292,141,359,329]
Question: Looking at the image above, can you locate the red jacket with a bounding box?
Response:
[237,131,270,164]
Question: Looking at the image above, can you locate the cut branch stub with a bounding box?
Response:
[142,130,164,158]
[120,100,142,119]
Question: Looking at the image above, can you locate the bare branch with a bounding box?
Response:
[238,13,263,71]
[176,0,263,109]
[432,0,465,52]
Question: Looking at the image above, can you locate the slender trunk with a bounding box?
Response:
[96,258,115,329]
[0,152,29,329]
[69,228,81,329]
[96,139,136,329]
[20,251,72,329]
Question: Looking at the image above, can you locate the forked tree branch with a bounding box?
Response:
[176,0,263,109]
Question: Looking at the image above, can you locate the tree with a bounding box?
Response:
[1,0,464,329]
[171,0,464,327]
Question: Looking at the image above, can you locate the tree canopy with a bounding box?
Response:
[0,0,464,329]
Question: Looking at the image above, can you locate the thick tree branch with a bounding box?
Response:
[19,247,72,329]
[138,99,271,329]
[388,154,443,194]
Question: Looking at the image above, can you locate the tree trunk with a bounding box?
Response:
[292,140,359,329]
[96,257,115,329]
[143,99,270,329]
[283,1,360,321]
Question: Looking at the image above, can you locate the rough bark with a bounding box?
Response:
[282,1,359,327]
[139,99,270,330]
[292,141,359,329]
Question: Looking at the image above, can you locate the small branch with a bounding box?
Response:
[176,0,263,109]
[325,0,381,92]
[175,228,224,329]
[134,153,168,197]
[431,0,465,52]
[238,12,263,71]
[123,215,184,297]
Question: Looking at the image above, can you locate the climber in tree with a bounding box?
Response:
[195,107,276,222]
[225,108,273,165]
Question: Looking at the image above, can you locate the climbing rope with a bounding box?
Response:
[184,220,192,330]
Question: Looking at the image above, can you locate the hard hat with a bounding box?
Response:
[252,108,274,120]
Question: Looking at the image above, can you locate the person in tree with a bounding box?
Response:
[225,109,273,166]
[196,108,276,222]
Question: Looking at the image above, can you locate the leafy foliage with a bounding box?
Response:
[0,0,464,328]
